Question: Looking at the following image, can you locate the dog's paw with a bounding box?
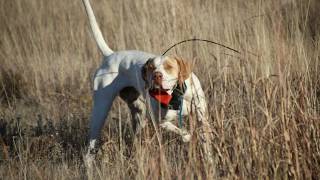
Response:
[84,153,95,168]
[182,133,191,142]
[181,129,191,142]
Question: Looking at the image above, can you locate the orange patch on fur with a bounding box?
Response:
[164,57,192,86]
[163,57,179,76]
[175,57,192,85]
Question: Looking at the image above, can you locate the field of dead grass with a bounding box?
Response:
[0,0,320,179]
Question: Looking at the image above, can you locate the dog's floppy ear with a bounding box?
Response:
[141,58,155,87]
[174,57,192,86]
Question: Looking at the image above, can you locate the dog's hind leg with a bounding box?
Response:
[119,87,146,134]
[85,85,119,165]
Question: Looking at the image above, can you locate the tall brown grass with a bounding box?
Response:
[0,0,319,179]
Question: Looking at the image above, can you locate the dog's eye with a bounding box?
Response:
[163,63,173,70]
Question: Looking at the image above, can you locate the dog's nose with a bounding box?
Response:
[153,72,163,85]
[153,72,163,79]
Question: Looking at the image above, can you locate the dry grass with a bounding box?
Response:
[0,0,320,179]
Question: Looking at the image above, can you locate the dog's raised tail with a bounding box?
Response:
[82,0,113,56]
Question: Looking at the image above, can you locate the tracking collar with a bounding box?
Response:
[149,82,187,110]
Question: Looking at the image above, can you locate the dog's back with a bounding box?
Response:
[93,50,155,90]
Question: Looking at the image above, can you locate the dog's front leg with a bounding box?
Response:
[159,110,191,142]
[160,121,191,142]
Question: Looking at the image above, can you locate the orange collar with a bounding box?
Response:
[149,89,172,107]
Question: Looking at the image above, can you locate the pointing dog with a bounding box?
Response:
[82,0,213,164]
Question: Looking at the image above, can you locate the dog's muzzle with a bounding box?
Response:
[149,72,172,107]
[152,72,163,87]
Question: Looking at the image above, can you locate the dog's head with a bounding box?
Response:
[142,56,192,94]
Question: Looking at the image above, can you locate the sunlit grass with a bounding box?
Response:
[0,0,319,179]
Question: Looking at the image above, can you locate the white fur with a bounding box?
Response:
[82,0,113,56]
[82,0,210,162]
[152,56,178,92]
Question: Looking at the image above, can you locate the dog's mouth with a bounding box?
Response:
[149,71,178,107]
[151,84,170,92]
[149,87,172,107]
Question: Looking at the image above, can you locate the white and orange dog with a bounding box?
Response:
[82,0,212,162]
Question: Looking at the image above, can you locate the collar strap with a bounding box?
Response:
[165,82,187,110]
